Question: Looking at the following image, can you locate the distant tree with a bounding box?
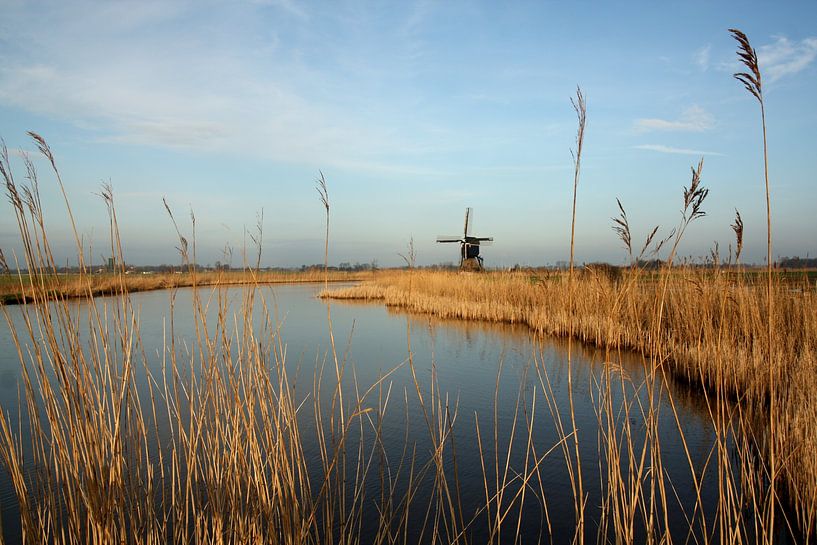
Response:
[778,256,817,269]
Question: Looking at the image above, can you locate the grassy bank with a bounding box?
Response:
[0,269,371,304]
[323,268,817,531]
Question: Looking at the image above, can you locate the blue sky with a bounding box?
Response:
[1,0,815,268]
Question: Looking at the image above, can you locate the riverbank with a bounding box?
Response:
[0,269,372,305]
[322,268,817,533]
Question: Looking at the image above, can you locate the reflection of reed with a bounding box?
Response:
[389,304,531,341]
[323,265,817,537]
[336,294,720,430]
[340,293,745,427]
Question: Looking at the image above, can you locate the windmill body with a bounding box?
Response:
[436,208,494,271]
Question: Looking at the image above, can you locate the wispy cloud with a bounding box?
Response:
[107,119,231,148]
[634,144,723,156]
[0,1,512,177]
[9,148,44,159]
[694,45,711,71]
[758,36,817,82]
[401,0,434,36]
[0,3,419,169]
[251,0,309,20]
[634,105,714,133]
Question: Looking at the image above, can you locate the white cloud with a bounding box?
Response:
[0,1,507,182]
[634,144,723,156]
[694,45,711,71]
[0,3,417,170]
[634,105,715,133]
[758,36,817,82]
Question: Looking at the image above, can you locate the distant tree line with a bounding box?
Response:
[778,256,817,269]
[5,255,813,276]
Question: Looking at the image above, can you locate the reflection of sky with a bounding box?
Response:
[1,285,730,542]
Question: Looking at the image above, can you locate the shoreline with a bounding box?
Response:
[0,271,370,306]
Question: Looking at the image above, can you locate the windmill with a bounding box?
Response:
[436,207,494,271]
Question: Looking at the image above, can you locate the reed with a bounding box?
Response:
[323,261,817,538]
[321,53,812,542]
[2,43,815,542]
[0,137,576,544]
[730,28,779,543]
[0,137,433,544]
[565,86,587,545]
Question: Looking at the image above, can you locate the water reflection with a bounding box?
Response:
[0,284,739,543]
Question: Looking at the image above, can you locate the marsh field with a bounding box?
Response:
[2,130,817,544]
[1,255,816,544]
[1,28,816,545]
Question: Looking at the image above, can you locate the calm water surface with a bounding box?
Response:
[0,283,728,543]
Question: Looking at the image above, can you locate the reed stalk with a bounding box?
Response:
[730,28,777,543]
[566,86,587,544]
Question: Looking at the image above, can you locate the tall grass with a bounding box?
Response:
[0,135,583,544]
[327,268,817,537]
[1,29,815,542]
[730,28,779,542]
[324,32,813,541]
[325,263,816,541]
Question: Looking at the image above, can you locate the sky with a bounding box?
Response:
[0,0,815,268]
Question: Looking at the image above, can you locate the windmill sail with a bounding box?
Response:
[437,207,493,271]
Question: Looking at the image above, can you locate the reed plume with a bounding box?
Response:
[731,209,744,264]
[316,171,330,291]
[730,28,777,542]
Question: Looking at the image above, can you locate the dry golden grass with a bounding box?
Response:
[1,137,476,544]
[4,34,816,542]
[323,267,817,531]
